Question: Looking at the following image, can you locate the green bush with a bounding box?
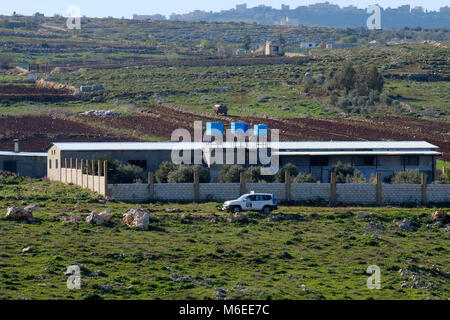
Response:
[345,170,368,184]
[293,172,317,183]
[156,161,179,183]
[167,165,210,183]
[331,162,370,183]
[246,166,275,183]
[91,155,145,184]
[391,169,421,184]
[218,165,246,183]
[275,163,298,182]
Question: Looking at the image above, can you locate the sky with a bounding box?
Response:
[0,1,448,18]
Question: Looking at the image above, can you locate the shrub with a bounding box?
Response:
[0,54,13,69]
[275,163,298,182]
[332,161,354,183]
[391,169,421,184]
[113,163,146,183]
[293,172,317,183]
[329,94,338,106]
[345,170,368,184]
[246,166,275,183]
[331,162,370,183]
[167,165,210,183]
[218,165,245,183]
[156,161,179,183]
[91,155,145,183]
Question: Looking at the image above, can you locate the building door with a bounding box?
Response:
[310,156,329,182]
[4,161,17,173]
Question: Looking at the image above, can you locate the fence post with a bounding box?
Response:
[148,172,155,200]
[330,172,337,206]
[75,158,78,186]
[421,173,428,204]
[103,161,108,197]
[65,158,68,183]
[80,160,84,188]
[98,160,101,193]
[91,160,95,192]
[285,171,291,202]
[376,172,382,205]
[240,171,246,195]
[193,171,200,203]
[69,158,73,183]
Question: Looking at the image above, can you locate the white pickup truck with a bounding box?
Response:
[222,192,278,214]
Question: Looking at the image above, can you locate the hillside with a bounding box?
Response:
[0,179,448,300]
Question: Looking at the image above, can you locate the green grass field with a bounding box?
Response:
[0,179,448,300]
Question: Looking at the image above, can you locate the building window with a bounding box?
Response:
[55,159,58,169]
[310,156,328,166]
[128,160,147,170]
[355,156,375,166]
[4,161,17,173]
[49,160,52,169]
[405,155,419,166]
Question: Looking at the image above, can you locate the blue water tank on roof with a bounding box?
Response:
[253,124,268,136]
[231,122,249,135]
[206,122,224,136]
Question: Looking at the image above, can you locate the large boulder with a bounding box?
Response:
[366,221,383,232]
[122,209,150,230]
[86,210,111,226]
[6,207,33,220]
[396,219,414,232]
[227,212,248,223]
[61,215,82,224]
[24,205,39,214]
[431,210,447,222]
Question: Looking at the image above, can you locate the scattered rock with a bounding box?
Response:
[22,247,32,253]
[6,207,33,220]
[90,270,104,277]
[81,110,118,116]
[268,213,305,222]
[395,219,415,232]
[165,208,181,213]
[122,208,150,230]
[431,210,447,222]
[86,210,111,226]
[434,222,445,228]
[60,215,82,224]
[214,288,227,300]
[366,221,383,232]
[227,212,248,223]
[444,226,450,233]
[24,205,39,214]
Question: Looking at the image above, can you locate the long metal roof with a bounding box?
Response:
[50,141,439,151]
[0,151,47,157]
[276,151,442,156]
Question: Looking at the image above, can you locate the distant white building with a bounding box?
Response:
[133,14,166,21]
[264,41,284,56]
[280,16,299,26]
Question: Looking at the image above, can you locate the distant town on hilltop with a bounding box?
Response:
[134,2,450,29]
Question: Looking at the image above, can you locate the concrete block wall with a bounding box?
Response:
[427,185,450,203]
[60,168,105,195]
[108,184,150,202]
[291,183,330,202]
[337,184,377,204]
[200,183,240,201]
[382,184,422,204]
[154,184,194,201]
[103,182,450,204]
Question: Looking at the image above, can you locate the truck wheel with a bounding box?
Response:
[233,206,241,213]
[262,206,271,215]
